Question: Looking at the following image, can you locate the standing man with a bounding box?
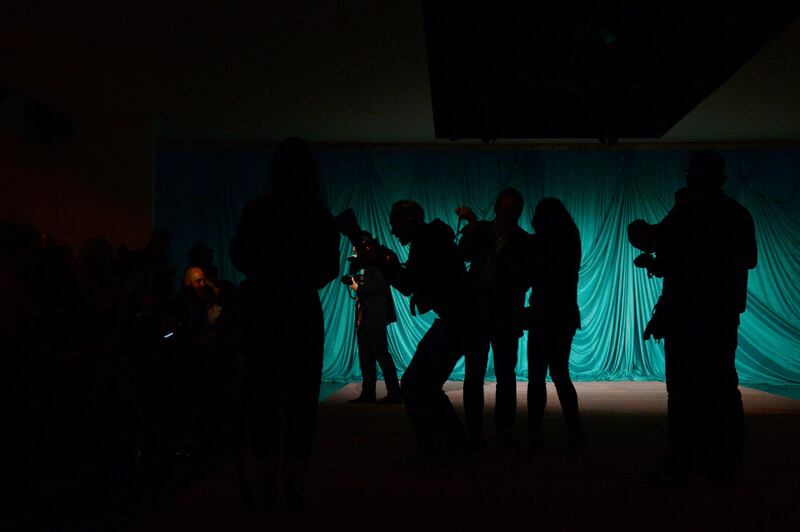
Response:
[628,151,757,485]
[348,231,402,405]
[455,188,532,447]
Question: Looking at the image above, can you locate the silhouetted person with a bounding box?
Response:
[526,198,586,452]
[172,266,214,450]
[0,221,49,527]
[74,237,121,347]
[230,137,339,506]
[175,266,212,332]
[188,242,224,323]
[188,241,220,286]
[37,235,80,352]
[629,151,757,485]
[347,231,401,405]
[141,229,175,307]
[455,188,531,447]
[371,200,471,467]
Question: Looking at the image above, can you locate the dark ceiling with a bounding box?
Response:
[423,1,800,142]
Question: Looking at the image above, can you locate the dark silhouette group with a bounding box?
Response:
[0,220,243,528]
[0,141,758,526]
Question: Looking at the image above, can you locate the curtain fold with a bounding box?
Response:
[156,147,800,385]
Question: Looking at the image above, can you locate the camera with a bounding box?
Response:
[341,273,365,286]
[633,252,665,279]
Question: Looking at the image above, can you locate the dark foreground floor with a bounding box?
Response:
[134,382,800,531]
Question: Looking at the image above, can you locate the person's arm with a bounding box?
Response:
[381,254,414,296]
[628,204,681,254]
[454,206,479,259]
[627,219,658,253]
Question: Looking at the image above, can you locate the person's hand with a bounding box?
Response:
[454,205,477,222]
[627,219,656,252]
[350,279,359,291]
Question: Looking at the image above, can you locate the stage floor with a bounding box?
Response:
[140,382,800,531]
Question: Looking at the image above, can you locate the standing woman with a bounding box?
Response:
[526,197,586,451]
[231,137,339,507]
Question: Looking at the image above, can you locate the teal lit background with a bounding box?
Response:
[156,148,800,385]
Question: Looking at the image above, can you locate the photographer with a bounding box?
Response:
[345,231,401,405]
[628,151,757,485]
[357,200,472,467]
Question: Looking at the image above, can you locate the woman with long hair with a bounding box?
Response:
[526,197,586,451]
[231,137,339,507]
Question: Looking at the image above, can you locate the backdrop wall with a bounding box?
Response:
[2,117,154,251]
[156,147,800,385]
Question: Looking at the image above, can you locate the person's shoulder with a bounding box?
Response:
[423,219,457,245]
[720,195,753,221]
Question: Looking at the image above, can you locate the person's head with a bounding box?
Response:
[686,150,725,193]
[390,200,424,246]
[352,230,373,255]
[183,266,207,297]
[494,187,524,229]
[532,197,578,237]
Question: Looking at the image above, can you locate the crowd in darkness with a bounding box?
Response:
[0,221,243,528]
[0,139,756,527]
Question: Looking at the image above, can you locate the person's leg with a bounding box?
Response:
[401,322,445,457]
[491,326,519,443]
[352,327,377,402]
[656,329,693,481]
[463,325,490,443]
[401,319,468,458]
[246,357,283,503]
[697,321,745,482]
[282,318,324,507]
[436,318,471,455]
[526,332,548,445]
[547,329,580,432]
[547,329,585,450]
[370,327,401,400]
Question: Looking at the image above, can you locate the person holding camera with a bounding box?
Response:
[454,188,532,448]
[628,151,757,485]
[345,231,401,405]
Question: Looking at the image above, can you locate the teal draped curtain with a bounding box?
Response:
[156,147,800,385]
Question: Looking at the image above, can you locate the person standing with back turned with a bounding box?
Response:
[629,151,757,485]
[230,137,339,507]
